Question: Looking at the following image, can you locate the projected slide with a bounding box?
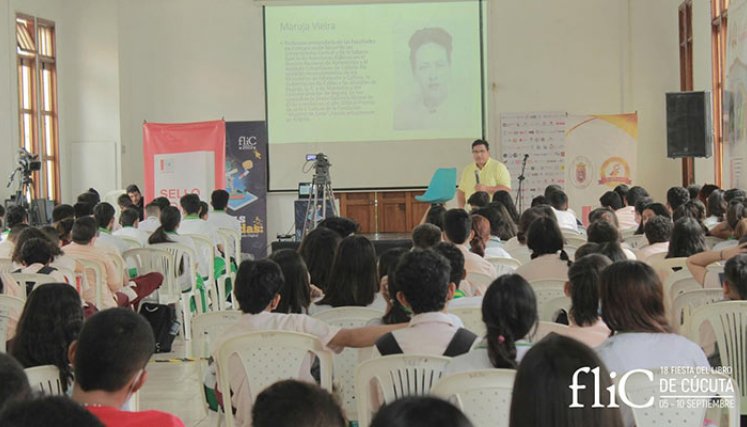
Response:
[265,2,483,144]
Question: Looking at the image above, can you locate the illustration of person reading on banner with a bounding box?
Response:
[457,139,511,208]
[394,27,458,131]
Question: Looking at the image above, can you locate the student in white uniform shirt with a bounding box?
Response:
[442,209,496,295]
[634,215,672,262]
[374,250,478,357]
[547,190,580,233]
[179,194,222,277]
[586,220,636,260]
[138,202,162,235]
[113,208,149,246]
[147,206,202,292]
[0,224,29,259]
[446,274,536,373]
[92,203,129,255]
[514,216,572,282]
[207,190,241,234]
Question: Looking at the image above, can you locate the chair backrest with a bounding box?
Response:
[0,295,24,352]
[687,301,747,414]
[529,279,568,321]
[184,234,216,282]
[466,272,495,294]
[312,307,384,421]
[530,321,570,343]
[68,257,106,308]
[432,369,516,427]
[661,268,698,303]
[104,189,126,218]
[449,305,485,337]
[563,233,587,247]
[0,258,13,273]
[9,273,58,298]
[153,243,198,294]
[485,257,521,276]
[122,247,175,292]
[190,310,241,358]
[620,227,638,239]
[671,288,724,334]
[623,368,740,427]
[217,228,242,262]
[538,295,572,322]
[24,365,64,396]
[118,236,143,250]
[416,168,458,203]
[623,234,648,250]
[704,235,725,250]
[355,354,452,427]
[651,256,688,272]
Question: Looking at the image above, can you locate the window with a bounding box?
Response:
[712,0,728,186]
[16,14,59,202]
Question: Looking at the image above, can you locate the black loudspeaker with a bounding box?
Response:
[29,199,55,225]
[666,91,713,158]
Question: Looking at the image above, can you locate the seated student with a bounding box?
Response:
[112,208,149,246]
[374,250,477,356]
[666,185,690,213]
[688,183,701,200]
[442,209,496,292]
[411,223,441,250]
[492,190,520,224]
[514,216,572,282]
[447,274,537,373]
[635,215,673,262]
[10,283,83,393]
[116,193,133,212]
[559,254,612,348]
[178,193,222,275]
[268,249,313,314]
[38,225,79,276]
[574,241,628,263]
[502,205,553,262]
[138,202,162,235]
[74,202,94,219]
[666,217,706,259]
[547,190,579,232]
[92,203,129,255]
[12,238,69,286]
[2,205,29,238]
[0,353,31,413]
[199,201,209,220]
[318,216,359,238]
[371,397,474,427]
[434,241,473,300]
[207,190,241,232]
[311,235,386,314]
[66,217,163,309]
[711,197,747,243]
[586,220,636,259]
[298,226,342,292]
[148,206,201,292]
[466,191,490,210]
[588,206,620,229]
[0,224,29,259]
[0,396,105,427]
[375,248,412,326]
[474,206,515,257]
[634,201,669,235]
[509,334,624,427]
[51,204,75,245]
[673,198,708,225]
[422,204,447,230]
[705,189,726,229]
[599,190,623,213]
[470,214,510,260]
[251,379,346,427]
[210,259,403,427]
[70,308,185,426]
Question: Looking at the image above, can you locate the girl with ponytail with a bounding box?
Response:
[446,274,537,372]
[148,205,199,291]
[514,215,572,282]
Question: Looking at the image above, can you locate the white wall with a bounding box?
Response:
[0,1,14,204]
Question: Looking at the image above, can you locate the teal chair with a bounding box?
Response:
[416,168,457,204]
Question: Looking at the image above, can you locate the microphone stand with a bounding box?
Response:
[515,155,529,213]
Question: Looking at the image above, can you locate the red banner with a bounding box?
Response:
[143,120,226,204]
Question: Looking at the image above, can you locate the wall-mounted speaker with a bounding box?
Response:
[666,91,713,158]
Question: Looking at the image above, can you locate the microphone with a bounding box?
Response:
[523,154,529,160]
[474,170,480,185]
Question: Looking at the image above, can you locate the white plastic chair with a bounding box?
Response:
[624,234,648,250]
[432,369,516,427]
[530,321,570,343]
[312,307,384,422]
[539,295,571,322]
[118,236,143,250]
[0,258,13,273]
[622,368,740,427]
[215,230,237,310]
[485,257,521,277]
[150,243,199,340]
[651,256,689,273]
[687,301,747,414]
[185,234,219,312]
[671,288,724,333]
[449,305,485,337]
[704,235,725,250]
[215,331,334,427]
[661,269,701,305]
[217,228,242,263]
[9,273,58,298]
[563,233,587,247]
[355,354,451,427]
[529,279,568,321]
[620,227,638,239]
[0,295,24,352]
[466,272,495,295]
[25,365,64,395]
[504,245,531,265]
[68,257,107,309]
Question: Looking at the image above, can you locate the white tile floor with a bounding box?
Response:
[140,336,221,427]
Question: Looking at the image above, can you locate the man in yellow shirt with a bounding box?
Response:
[457,139,511,208]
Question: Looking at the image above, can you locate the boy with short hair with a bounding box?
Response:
[113,208,149,245]
[443,209,496,283]
[251,380,346,427]
[71,308,185,426]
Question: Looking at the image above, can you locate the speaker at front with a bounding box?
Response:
[666,91,713,158]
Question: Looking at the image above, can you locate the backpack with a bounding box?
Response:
[139,303,179,353]
[375,328,478,357]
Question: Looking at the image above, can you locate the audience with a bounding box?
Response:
[148,206,200,292]
[298,226,341,292]
[179,193,222,275]
[10,283,83,393]
[561,254,612,347]
[467,191,490,209]
[411,223,442,249]
[268,249,313,314]
[70,308,185,426]
[515,216,572,281]
[207,189,242,256]
[473,207,513,257]
[198,201,210,220]
[599,190,623,212]
[635,215,673,261]
[251,380,346,427]
[0,396,105,427]
[443,209,496,293]
[586,219,635,260]
[666,186,690,213]
[575,241,628,263]
[371,397,474,427]
[423,204,447,230]
[0,223,29,259]
[376,247,410,325]
[447,274,537,372]
[92,203,129,254]
[634,200,667,235]
[113,207,149,245]
[687,183,701,201]
[0,353,31,413]
[318,216,358,238]
[468,214,492,257]
[509,334,624,427]
[503,205,552,263]
[13,238,69,286]
[139,202,162,234]
[433,241,471,300]
[210,259,402,427]
[312,235,385,313]
[705,189,727,230]
[374,250,476,356]
[666,217,706,259]
[547,190,579,232]
[491,190,520,223]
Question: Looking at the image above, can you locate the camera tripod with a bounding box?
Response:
[301,165,338,237]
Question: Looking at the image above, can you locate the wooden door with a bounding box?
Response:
[339,192,376,233]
